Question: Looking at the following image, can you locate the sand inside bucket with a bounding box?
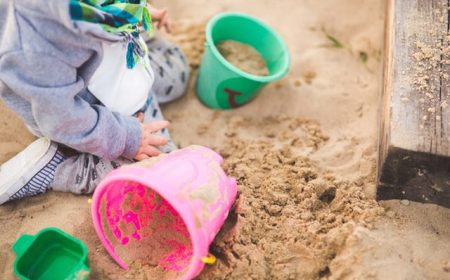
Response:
[216,40,269,76]
[99,181,192,280]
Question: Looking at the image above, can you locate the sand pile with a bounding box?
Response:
[195,115,383,279]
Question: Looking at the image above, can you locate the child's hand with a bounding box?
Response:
[147,5,171,33]
[134,120,170,160]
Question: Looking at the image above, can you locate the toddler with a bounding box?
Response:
[0,0,189,204]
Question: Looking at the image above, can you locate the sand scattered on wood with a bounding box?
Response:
[410,2,450,128]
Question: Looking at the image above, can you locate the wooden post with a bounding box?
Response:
[378,0,450,207]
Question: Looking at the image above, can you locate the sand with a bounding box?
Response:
[217,41,269,76]
[1,0,450,279]
[196,117,383,279]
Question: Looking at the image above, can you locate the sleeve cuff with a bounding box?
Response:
[122,117,141,160]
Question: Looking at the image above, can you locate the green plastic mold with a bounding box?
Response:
[12,227,90,280]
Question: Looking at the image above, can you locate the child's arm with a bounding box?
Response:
[0,51,142,160]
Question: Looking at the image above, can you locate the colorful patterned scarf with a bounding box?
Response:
[70,0,153,69]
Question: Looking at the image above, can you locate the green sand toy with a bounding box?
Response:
[12,228,90,280]
[196,12,290,109]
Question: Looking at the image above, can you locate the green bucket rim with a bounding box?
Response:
[206,12,291,83]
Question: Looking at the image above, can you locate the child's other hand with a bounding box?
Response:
[134,120,169,160]
[147,5,171,33]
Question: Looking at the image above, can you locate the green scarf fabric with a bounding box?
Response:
[69,0,153,69]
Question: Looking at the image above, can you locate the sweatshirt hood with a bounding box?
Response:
[15,0,122,42]
[15,0,74,31]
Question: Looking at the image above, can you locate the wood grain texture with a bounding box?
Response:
[378,0,450,207]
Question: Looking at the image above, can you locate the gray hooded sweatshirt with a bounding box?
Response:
[0,0,141,160]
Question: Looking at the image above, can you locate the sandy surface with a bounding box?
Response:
[1,0,450,279]
[217,41,269,76]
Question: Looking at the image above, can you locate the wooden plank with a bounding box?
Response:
[378,0,450,207]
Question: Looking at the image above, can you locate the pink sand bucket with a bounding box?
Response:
[91,145,237,280]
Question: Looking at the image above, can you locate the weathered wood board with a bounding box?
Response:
[378,0,450,207]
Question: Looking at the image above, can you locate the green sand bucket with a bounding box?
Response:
[196,12,290,109]
[12,228,90,280]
